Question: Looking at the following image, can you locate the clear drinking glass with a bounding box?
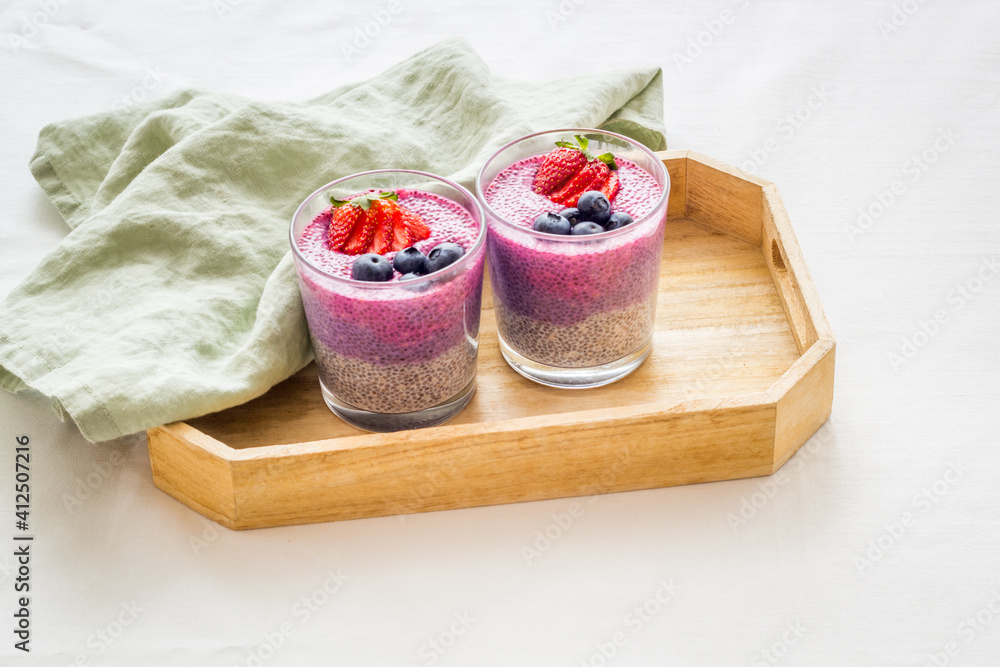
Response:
[476,129,670,388]
[290,170,486,432]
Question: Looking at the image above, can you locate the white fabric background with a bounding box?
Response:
[1,1,998,665]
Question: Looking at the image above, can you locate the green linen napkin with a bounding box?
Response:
[0,38,666,443]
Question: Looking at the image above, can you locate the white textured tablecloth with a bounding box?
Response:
[1,1,998,665]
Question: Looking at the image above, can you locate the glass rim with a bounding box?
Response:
[475,127,670,242]
[289,169,487,289]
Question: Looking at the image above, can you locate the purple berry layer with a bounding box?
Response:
[294,189,484,413]
[297,259,483,363]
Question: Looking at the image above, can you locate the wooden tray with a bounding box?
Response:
[147,150,835,530]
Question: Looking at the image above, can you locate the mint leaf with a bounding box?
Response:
[597,152,618,170]
[331,190,396,210]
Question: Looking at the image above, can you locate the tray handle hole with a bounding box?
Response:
[770,239,787,272]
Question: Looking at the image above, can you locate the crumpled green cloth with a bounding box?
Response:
[0,38,666,443]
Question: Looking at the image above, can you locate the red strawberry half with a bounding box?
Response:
[327,205,360,252]
[599,170,620,201]
[326,191,431,256]
[390,217,413,252]
[399,207,430,242]
[532,147,587,195]
[531,134,619,206]
[368,199,396,255]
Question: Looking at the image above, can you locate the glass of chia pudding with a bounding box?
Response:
[290,170,486,432]
[477,129,669,388]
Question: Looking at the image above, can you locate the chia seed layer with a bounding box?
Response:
[483,153,665,368]
[294,188,484,413]
[495,295,656,368]
[313,337,477,414]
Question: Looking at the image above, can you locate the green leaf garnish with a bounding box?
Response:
[329,190,398,210]
[553,135,617,170]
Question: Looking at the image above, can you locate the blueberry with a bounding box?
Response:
[605,212,634,230]
[426,242,465,273]
[558,207,582,226]
[577,191,611,225]
[351,253,393,281]
[392,247,429,275]
[398,272,432,292]
[533,212,571,235]
[571,221,605,235]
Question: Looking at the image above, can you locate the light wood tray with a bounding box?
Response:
[147,150,835,530]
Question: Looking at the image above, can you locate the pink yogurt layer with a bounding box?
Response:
[483,155,666,327]
[484,155,662,227]
[297,189,479,281]
[294,189,484,366]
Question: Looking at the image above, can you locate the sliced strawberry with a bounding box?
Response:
[399,207,431,243]
[532,147,588,195]
[531,135,620,204]
[369,199,396,255]
[599,170,620,202]
[327,206,359,252]
[547,165,591,205]
[327,191,431,256]
[391,220,413,252]
[341,209,377,254]
[549,161,611,208]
